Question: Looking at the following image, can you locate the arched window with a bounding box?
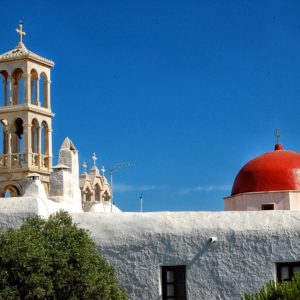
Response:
[40,73,48,108]
[3,185,19,197]
[85,187,92,202]
[95,184,101,201]
[0,120,7,168]
[103,190,110,202]
[11,69,24,105]
[40,121,49,168]
[0,71,9,106]
[41,121,48,155]
[0,120,7,155]
[30,69,38,104]
[12,118,24,166]
[31,118,39,154]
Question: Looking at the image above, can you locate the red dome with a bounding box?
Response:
[231,144,300,196]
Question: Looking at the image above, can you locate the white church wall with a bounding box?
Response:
[1,210,300,299]
[70,211,300,300]
[223,191,300,211]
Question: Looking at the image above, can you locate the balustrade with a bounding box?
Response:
[0,152,49,170]
[11,153,25,168]
[0,155,7,168]
[32,153,39,167]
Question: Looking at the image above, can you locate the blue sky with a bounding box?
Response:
[1,0,300,212]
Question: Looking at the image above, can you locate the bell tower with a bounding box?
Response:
[0,22,54,196]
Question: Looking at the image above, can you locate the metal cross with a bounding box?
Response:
[16,20,26,44]
[82,161,87,173]
[92,153,97,167]
[274,129,280,144]
[101,166,106,176]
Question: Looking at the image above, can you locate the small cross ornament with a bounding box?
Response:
[101,166,106,176]
[16,20,26,44]
[92,153,97,167]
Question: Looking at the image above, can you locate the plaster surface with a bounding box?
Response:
[1,210,300,299]
[224,190,300,211]
[70,211,300,299]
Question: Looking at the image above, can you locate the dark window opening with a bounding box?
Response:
[262,204,274,210]
[161,265,186,300]
[277,262,300,282]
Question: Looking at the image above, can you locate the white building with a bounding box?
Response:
[1,23,300,300]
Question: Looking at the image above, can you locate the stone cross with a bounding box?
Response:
[82,161,87,173]
[101,166,106,176]
[92,153,97,167]
[16,20,26,44]
[274,129,280,144]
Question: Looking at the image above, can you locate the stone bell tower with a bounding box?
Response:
[0,22,54,196]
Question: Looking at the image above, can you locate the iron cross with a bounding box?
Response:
[274,129,280,144]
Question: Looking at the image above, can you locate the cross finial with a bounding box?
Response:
[274,129,280,144]
[92,153,97,167]
[16,20,26,46]
[82,161,87,173]
[101,166,106,176]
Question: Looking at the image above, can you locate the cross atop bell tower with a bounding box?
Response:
[0,22,55,196]
[16,20,26,48]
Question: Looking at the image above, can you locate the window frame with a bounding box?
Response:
[261,203,275,210]
[277,262,300,282]
[161,265,186,300]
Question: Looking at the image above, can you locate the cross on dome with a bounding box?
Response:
[16,20,26,46]
[274,129,280,144]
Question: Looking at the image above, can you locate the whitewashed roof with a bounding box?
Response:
[0,43,54,67]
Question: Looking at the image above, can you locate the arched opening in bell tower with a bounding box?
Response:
[30,69,38,104]
[40,73,48,108]
[11,68,24,105]
[0,120,8,167]
[0,183,20,197]
[0,70,9,106]
[12,118,24,167]
[31,118,39,166]
[3,185,20,197]
[41,121,49,168]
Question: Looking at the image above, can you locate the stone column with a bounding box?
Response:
[47,128,53,170]
[46,80,51,109]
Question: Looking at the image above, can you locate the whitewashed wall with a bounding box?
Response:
[1,210,300,299]
[73,211,300,300]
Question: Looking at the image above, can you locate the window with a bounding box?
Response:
[277,262,300,282]
[262,204,274,210]
[161,265,186,300]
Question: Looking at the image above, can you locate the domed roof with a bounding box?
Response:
[231,144,300,196]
